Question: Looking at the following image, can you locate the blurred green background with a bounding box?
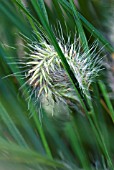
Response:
[0,0,114,170]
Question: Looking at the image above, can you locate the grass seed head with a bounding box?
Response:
[16,31,103,117]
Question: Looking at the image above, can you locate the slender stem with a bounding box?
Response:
[33,113,53,159]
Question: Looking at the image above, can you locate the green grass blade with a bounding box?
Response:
[13,0,46,41]
[52,0,65,23]
[65,122,91,170]
[69,0,89,51]
[79,13,114,53]
[0,1,31,38]
[0,137,66,169]
[37,0,49,24]
[99,80,114,122]
[33,113,53,158]
[43,114,75,162]
[0,103,28,148]
[0,79,44,153]
[58,0,114,53]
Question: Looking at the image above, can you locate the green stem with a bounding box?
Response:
[33,113,53,159]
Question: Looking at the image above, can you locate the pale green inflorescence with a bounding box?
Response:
[17,33,103,117]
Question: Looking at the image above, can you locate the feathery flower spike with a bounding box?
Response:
[10,30,103,117]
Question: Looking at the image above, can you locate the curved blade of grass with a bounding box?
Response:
[91,84,110,148]
[0,78,44,153]
[99,80,114,122]
[79,13,114,53]
[52,0,65,23]
[13,0,47,41]
[0,137,66,169]
[32,113,53,158]
[69,0,89,51]
[58,0,114,53]
[43,114,75,162]
[65,122,91,170]
[13,0,39,25]
[0,102,28,148]
[37,0,49,24]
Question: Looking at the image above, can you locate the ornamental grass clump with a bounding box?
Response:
[1,1,114,169]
